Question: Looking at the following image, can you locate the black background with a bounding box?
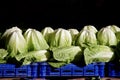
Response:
[0,0,120,32]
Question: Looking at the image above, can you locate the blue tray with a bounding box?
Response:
[38,62,104,78]
[0,62,106,78]
[93,62,105,78]
[107,62,120,77]
[31,62,39,78]
[15,64,31,77]
[0,64,15,77]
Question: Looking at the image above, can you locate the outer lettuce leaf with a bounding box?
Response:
[0,49,8,59]
[48,61,68,68]
[22,50,51,65]
[84,45,115,65]
[0,49,8,63]
[115,31,120,43]
[52,46,82,63]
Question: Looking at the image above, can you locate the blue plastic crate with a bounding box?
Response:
[0,69,2,77]
[38,62,101,77]
[39,62,60,77]
[61,63,73,76]
[107,62,120,77]
[72,64,83,76]
[0,63,15,69]
[0,63,16,77]
[39,62,47,77]
[93,62,105,78]
[47,67,60,76]
[3,69,15,77]
[84,63,98,76]
[16,65,31,77]
[31,62,39,78]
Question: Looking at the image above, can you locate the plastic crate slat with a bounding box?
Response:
[31,63,39,78]
[16,69,27,76]
[0,62,106,78]
[40,62,61,77]
[3,69,15,77]
[48,67,60,76]
[60,64,73,76]
[16,65,31,77]
[0,64,15,69]
[0,69,2,77]
[84,64,95,76]
[72,65,84,76]
[94,62,105,77]
[108,63,120,77]
[39,63,47,77]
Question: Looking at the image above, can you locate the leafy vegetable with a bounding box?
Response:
[97,27,117,46]
[68,29,79,36]
[0,49,8,63]
[115,31,120,43]
[1,27,22,47]
[52,46,82,63]
[84,45,114,65]
[107,25,120,33]
[1,27,28,58]
[48,61,68,68]
[76,30,97,48]
[41,27,54,44]
[82,25,98,33]
[0,49,8,59]
[22,50,51,65]
[49,28,72,49]
[68,29,79,45]
[2,27,22,37]
[24,28,49,51]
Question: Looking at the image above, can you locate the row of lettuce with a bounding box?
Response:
[0,25,120,68]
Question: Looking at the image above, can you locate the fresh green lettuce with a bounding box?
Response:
[49,28,72,49]
[0,49,8,63]
[84,45,115,65]
[24,28,49,51]
[76,30,97,48]
[82,25,98,33]
[52,46,82,63]
[97,27,117,46]
[22,50,51,65]
[107,25,120,33]
[68,29,79,45]
[41,27,54,44]
[1,27,28,58]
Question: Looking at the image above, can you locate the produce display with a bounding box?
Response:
[0,25,120,68]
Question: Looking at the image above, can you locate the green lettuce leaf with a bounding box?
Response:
[84,45,115,65]
[22,50,51,65]
[52,46,82,63]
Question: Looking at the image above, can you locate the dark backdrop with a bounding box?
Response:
[0,0,120,32]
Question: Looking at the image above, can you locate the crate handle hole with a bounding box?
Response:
[86,70,94,72]
[75,70,83,72]
[6,71,14,73]
[18,71,26,73]
[63,70,71,72]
